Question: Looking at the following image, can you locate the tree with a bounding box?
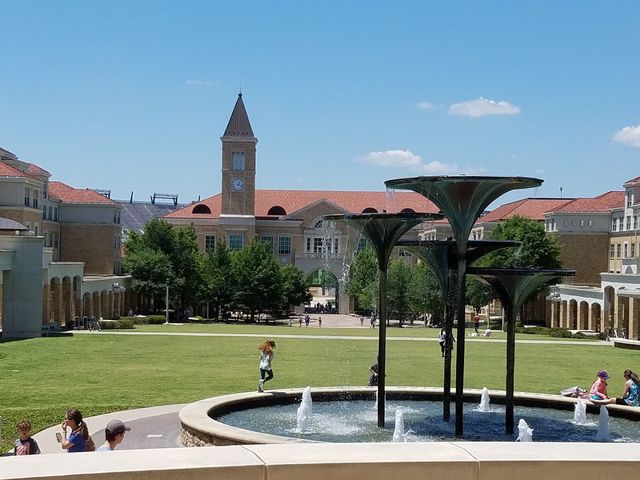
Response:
[123,218,203,318]
[387,259,413,325]
[201,240,234,320]
[232,240,283,321]
[280,264,313,314]
[486,215,562,269]
[408,262,445,325]
[346,247,378,312]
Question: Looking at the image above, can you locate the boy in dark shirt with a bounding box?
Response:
[15,419,41,455]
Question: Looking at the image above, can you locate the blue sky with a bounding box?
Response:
[1,1,639,206]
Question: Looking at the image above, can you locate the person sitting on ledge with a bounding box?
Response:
[587,370,609,401]
[592,369,640,407]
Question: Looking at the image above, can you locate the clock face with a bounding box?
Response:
[231,178,245,192]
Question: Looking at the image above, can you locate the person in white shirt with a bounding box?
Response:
[96,419,131,451]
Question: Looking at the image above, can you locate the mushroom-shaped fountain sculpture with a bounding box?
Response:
[385,176,543,436]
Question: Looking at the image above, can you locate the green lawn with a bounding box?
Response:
[0,328,633,452]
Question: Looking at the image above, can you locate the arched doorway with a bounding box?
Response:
[591,303,602,332]
[306,269,339,312]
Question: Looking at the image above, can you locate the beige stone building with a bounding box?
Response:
[0,146,128,338]
[165,94,440,312]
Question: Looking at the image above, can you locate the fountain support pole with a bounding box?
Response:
[377,265,388,428]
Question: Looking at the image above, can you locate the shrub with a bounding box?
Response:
[148,315,166,325]
[515,326,549,335]
[116,318,135,329]
[572,332,587,339]
[549,328,572,338]
[98,320,117,329]
[131,316,149,325]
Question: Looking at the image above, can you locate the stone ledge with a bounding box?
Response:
[2,443,640,480]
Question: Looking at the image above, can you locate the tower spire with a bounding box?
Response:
[223,92,253,137]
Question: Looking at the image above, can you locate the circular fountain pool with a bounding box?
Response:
[179,387,640,446]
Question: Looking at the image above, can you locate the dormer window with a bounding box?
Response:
[267,206,286,216]
[192,204,212,214]
[231,151,245,170]
[362,207,378,213]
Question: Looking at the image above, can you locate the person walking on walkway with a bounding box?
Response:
[257,340,276,392]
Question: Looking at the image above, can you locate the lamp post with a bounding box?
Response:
[165,280,170,325]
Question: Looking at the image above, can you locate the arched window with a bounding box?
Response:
[192,204,211,214]
[400,208,415,213]
[362,207,378,213]
[267,206,287,216]
[314,220,324,228]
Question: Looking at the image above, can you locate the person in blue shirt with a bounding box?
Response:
[60,409,89,452]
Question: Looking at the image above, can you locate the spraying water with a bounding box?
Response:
[392,408,415,442]
[573,398,588,425]
[478,387,491,412]
[295,386,313,434]
[516,419,533,442]
[595,405,610,441]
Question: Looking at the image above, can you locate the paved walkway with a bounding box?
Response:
[74,329,612,346]
[32,404,186,454]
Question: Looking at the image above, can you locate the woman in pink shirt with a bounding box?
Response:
[589,370,609,401]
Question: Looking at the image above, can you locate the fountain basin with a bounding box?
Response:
[179,387,640,446]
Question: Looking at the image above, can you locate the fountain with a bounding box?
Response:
[478,387,491,412]
[573,398,589,425]
[516,419,533,442]
[392,408,414,442]
[179,176,639,449]
[595,406,610,441]
[385,176,543,436]
[295,386,313,434]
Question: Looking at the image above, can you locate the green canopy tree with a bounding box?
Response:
[387,259,413,325]
[280,264,313,314]
[408,262,445,325]
[232,240,283,321]
[346,247,378,313]
[123,218,203,318]
[201,239,234,320]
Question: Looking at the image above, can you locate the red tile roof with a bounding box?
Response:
[0,161,32,178]
[26,163,50,177]
[165,190,439,219]
[549,191,625,213]
[48,181,116,205]
[624,176,640,188]
[478,198,574,223]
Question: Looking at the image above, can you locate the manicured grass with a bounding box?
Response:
[0,329,630,452]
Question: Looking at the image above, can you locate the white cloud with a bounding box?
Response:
[417,101,437,110]
[358,150,423,168]
[357,150,485,175]
[185,79,215,87]
[448,97,520,118]
[613,125,640,148]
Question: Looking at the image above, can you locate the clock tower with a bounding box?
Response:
[221,93,257,217]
